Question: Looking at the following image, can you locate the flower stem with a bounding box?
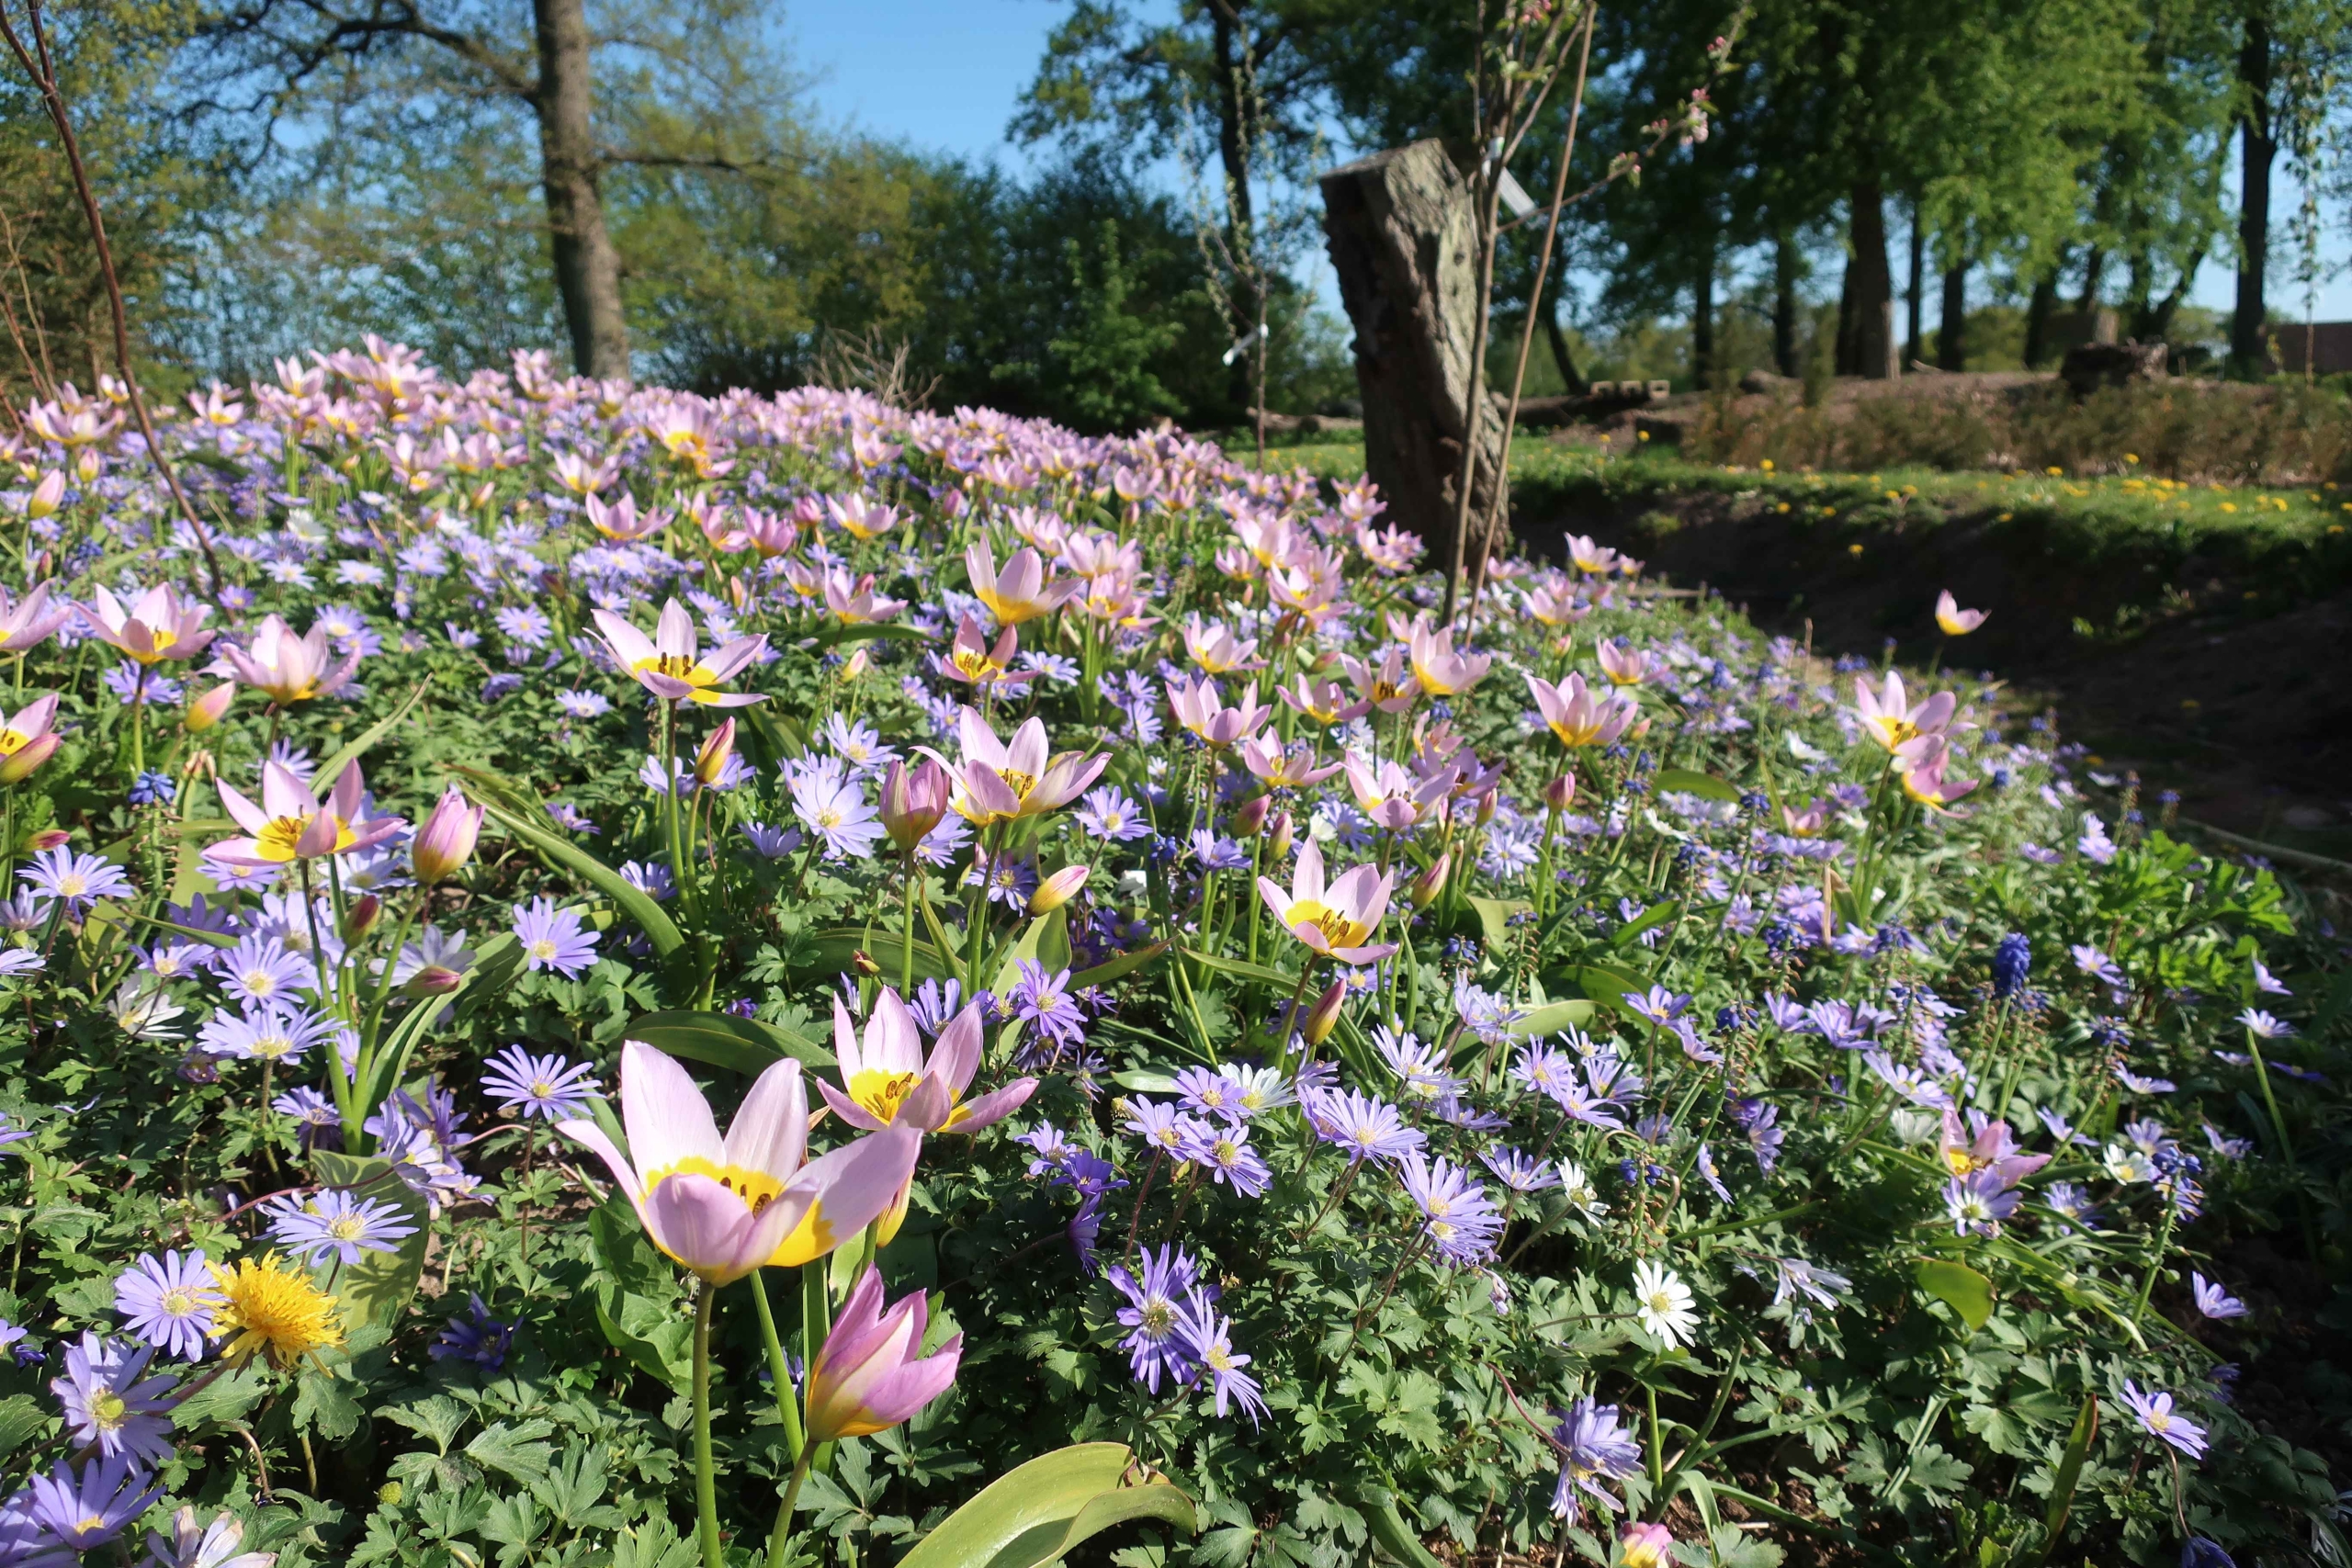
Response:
[750,1269,805,1461]
[691,1279,723,1568]
[766,1450,813,1568]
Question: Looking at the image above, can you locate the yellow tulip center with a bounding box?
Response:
[848,1068,922,1124]
[1287,899,1367,949]
[636,653,717,687]
[0,728,28,756]
[652,1156,785,1213]
[255,812,356,863]
[995,768,1036,798]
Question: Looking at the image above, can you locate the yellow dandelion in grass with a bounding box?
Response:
[209,1254,345,1371]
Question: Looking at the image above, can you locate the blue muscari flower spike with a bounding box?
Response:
[1990,932,2031,998]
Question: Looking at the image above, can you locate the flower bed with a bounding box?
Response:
[0,341,2337,1568]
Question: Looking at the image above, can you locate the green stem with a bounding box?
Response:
[899,854,919,995]
[751,1269,805,1461]
[692,1280,723,1568]
[766,1450,813,1568]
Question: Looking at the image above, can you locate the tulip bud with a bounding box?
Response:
[341,894,381,941]
[404,964,464,997]
[21,828,66,852]
[1408,850,1451,908]
[1030,863,1090,915]
[792,494,826,528]
[0,732,59,784]
[1475,790,1498,827]
[24,473,63,521]
[694,718,737,787]
[1302,979,1348,1045]
[1228,795,1271,838]
[805,1266,962,1444]
[1544,773,1577,812]
[841,648,870,682]
[1266,809,1294,861]
[851,949,882,977]
[74,447,102,483]
[879,757,949,852]
[411,785,485,885]
[185,682,236,733]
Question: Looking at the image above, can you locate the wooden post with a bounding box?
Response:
[1319,141,1508,576]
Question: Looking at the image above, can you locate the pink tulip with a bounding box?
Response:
[1935,590,1989,636]
[1337,646,1420,714]
[966,541,1078,626]
[1182,615,1261,674]
[560,1041,921,1285]
[1594,639,1655,686]
[209,761,405,867]
[878,758,949,852]
[22,473,64,521]
[1525,672,1638,750]
[184,682,235,732]
[79,584,213,665]
[1405,615,1492,696]
[594,598,768,707]
[1167,674,1270,749]
[1030,863,1090,914]
[0,583,71,653]
[1852,671,1955,752]
[804,1265,961,1442]
[411,786,484,884]
[921,708,1105,826]
[1341,753,1451,831]
[0,695,60,784]
[220,614,360,705]
[1256,839,1396,964]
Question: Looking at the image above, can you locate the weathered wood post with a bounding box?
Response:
[1319,141,1508,573]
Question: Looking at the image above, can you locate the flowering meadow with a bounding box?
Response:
[0,340,2340,1568]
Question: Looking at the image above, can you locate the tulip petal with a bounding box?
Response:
[722,1057,809,1179]
[619,1040,725,1180]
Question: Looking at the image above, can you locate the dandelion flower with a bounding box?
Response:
[208,1253,345,1370]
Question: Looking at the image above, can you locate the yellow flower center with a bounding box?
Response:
[635,653,717,687]
[89,1391,126,1430]
[162,1287,198,1316]
[650,1156,785,1214]
[995,768,1037,798]
[0,728,28,756]
[848,1068,922,1123]
[1287,899,1368,950]
[254,812,356,863]
[950,648,1001,680]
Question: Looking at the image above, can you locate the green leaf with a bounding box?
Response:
[1357,1495,1443,1568]
[1178,947,1294,987]
[307,1151,430,1332]
[1914,1258,1994,1330]
[2025,1394,2099,1567]
[1610,900,1683,949]
[1464,896,1532,949]
[1070,941,1169,990]
[1573,964,1651,1008]
[1654,768,1740,802]
[0,1395,46,1461]
[1506,999,1595,1037]
[313,681,429,794]
[629,1010,833,1074]
[897,1442,1196,1568]
[801,927,954,983]
[458,768,684,958]
[466,1418,558,1484]
[292,1368,364,1440]
[992,907,1071,995]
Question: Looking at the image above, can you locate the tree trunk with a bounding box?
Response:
[1212,4,1261,413]
[2023,267,2058,368]
[533,0,628,379]
[2078,246,2107,310]
[1835,258,1857,376]
[2146,247,2203,341]
[1543,309,1586,394]
[1938,262,1965,371]
[1319,141,1508,573]
[1905,198,1925,365]
[1849,182,1896,379]
[2231,8,2274,375]
[1773,232,1800,378]
[1691,235,1715,389]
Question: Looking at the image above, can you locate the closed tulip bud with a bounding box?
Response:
[21,828,67,852]
[851,949,882,977]
[185,682,236,732]
[74,447,101,483]
[805,1266,962,1443]
[1030,863,1089,914]
[1302,978,1348,1045]
[411,785,485,885]
[841,648,870,682]
[1229,795,1271,838]
[879,758,948,852]
[24,473,63,521]
[1476,790,1498,827]
[694,718,737,787]
[1408,850,1451,908]
[341,894,381,941]
[1266,809,1294,861]
[1544,773,1577,812]
[404,964,464,997]
[0,732,59,784]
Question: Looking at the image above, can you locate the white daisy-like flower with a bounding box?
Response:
[1631,1258,1698,1350]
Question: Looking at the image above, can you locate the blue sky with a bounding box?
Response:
[788,0,2351,328]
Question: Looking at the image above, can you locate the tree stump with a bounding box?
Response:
[2059,338,2168,397]
[1319,141,1508,573]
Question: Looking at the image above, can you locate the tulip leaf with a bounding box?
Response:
[991,907,1069,995]
[313,680,429,792]
[1610,900,1683,949]
[1464,896,1533,950]
[1177,947,1293,987]
[462,779,685,958]
[802,928,953,983]
[1359,1495,1445,1568]
[306,1151,429,1333]
[1914,1258,1995,1330]
[1654,768,1741,803]
[629,1010,833,1074]
[1070,941,1169,990]
[897,1442,1196,1568]
[1505,998,1595,1037]
[1572,964,1651,1009]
